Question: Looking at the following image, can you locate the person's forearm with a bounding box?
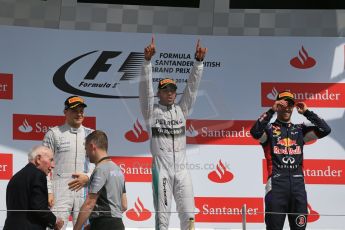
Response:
[250,109,274,139]
[73,203,93,230]
[139,60,154,121]
[303,110,331,138]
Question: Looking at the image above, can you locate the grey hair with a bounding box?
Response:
[28,145,51,162]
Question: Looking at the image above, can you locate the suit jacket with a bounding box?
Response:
[4,162,56,230]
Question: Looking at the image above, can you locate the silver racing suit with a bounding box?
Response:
[43,123,94,229]
[139,59,204,230]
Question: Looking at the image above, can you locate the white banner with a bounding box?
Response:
[0,25,345,229]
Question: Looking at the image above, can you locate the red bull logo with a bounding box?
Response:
[273,146,301,155]
[277,138,297,147]
[274,138,301,155]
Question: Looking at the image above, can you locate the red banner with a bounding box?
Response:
[111,156,152,182]
[0,153,13,180]
[262,82,345,108]
[0,73,13,100]
[13,114,96,140]
[263,159,345,184]
[187,120,258,145]
[195,197,264,223]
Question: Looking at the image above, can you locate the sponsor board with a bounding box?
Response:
[262,159,345,184]
[0,73,13,99]
[111,156,152,182]
[262,82,345,108]
[0,153,13,180]
[186,120,257,145]
[195,197,264,223]
[13,114,96,140]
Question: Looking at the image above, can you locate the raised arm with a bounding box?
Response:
[250,100,284,143]
[296,102,331,142]
[178,39,207,117]
[139,36,155,123]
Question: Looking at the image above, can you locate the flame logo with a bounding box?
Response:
[290,46,316,69]
[18,119,33,133]
[307,203,320,223]
[126,197,151,221]
[267,87,278,101]
[186,123,199,137]
[208,160,234,183]
[125,119,149,143]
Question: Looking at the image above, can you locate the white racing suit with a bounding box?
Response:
[43,124,94,230]
[139,59,204,230]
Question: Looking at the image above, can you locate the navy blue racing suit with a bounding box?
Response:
[250,109,331,230]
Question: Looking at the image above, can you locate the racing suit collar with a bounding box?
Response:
[158,103,175,111]
[274,119,292,127]
[64,123,84,133]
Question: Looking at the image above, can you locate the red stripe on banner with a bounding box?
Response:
[186,120,258,145]
[110,156,152,182]
[195,197,264,223]
[263,159,345,184]
[0,73,13,100]
[13,114,96,140]
[261,82,345,108]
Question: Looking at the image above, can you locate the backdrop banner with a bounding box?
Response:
[0,25,344,229]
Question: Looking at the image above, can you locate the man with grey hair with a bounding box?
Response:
[4,146,64,230]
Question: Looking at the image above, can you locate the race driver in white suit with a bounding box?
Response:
[139,37,207,230]
[43,96,94,230]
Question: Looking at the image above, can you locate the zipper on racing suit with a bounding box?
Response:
[168,105,176,170]
[286,125,292,190]
[75,132,78,173]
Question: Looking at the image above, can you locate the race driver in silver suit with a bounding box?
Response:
[139,37,207,230]
[43,96,94,230]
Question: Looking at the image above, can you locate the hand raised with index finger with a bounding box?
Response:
[195,39,207,62]
[144,35,156,61]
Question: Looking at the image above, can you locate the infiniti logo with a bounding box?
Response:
[282,156,295,164]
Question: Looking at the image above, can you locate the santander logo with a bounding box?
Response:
[126,197,151,221]
[187,119,257,145]
[111,156,152,182]
[290,46,316,69]
[186,123,199,137]
[266,87,279,101]
[13,114,96,140]
[195,197,264,223]
[307,203,320,222]
[208,160,234,183]
[125,119,149,143]
[262,82,345,108]
[18,119,33,133]
[263,159,345,184]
